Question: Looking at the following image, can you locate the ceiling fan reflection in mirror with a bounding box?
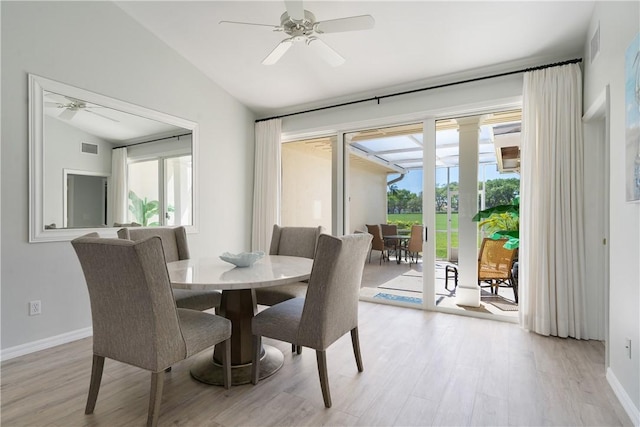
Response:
[220,0,375,66]
[45,92,119,122]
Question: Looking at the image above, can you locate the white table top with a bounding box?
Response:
[167,255,313,291]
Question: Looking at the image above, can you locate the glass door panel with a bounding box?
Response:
[281,137,333,231]
[127,160,160,226]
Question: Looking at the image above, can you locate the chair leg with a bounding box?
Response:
[222,338,231,389]
[85,354,105,414]
[296,345,302,355]
[251,335,261,385]
[147,370,165,427]
[350,327,364,372]
[315,350,332,408]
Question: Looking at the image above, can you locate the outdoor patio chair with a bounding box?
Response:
[366,224,391,264]
[402,224,424,266]
[380,223,401,260]
[477,237,518,303]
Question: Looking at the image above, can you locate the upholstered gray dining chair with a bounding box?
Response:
[250,233,373,408]
[118,226,221,311]
[71,234,232,427]
[254,224,324,307]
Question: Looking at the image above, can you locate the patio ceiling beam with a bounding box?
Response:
[408,135,423,146]
[392,158,424,164]
[373,147,422,155]
[349,146,406,173]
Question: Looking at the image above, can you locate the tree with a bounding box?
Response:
[435,182,459,212]
[435,185,448,212]
[407,192,422,213]
[484,178,520,208]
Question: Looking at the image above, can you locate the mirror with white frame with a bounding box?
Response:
[29,74,198,242]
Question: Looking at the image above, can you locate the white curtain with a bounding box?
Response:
[111,147,128,224]
[519,63,588,339]
[252,119,282,252]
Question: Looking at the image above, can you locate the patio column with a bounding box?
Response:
[455,116,483,307]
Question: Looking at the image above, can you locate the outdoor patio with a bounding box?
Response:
[359,253,519,320]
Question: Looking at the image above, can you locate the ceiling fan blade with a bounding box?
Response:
[45,102,61,108]
[285,0,305,21]
[219,20,280,29]
[262,39,294,65]
[59,108,77,120]
[85,109,119,122]
[315,15,375,33]
[307,37,345,67]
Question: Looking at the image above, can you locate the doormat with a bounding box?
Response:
[482,295,519,311]
[374,293,422,305]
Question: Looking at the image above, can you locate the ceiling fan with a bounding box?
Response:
[220,0,375,66]
[45,93,119,122]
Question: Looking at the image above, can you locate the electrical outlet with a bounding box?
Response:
[625,338,632,359]
[29,300,41,316]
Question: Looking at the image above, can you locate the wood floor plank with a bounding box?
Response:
[393,395,439,426]
[469,392,509,426]
[1,301,633,427]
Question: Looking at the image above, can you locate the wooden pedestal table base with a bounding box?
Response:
[167,256,313,387]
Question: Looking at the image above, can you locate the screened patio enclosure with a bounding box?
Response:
[342,110,522,262]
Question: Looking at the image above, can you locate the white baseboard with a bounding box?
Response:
[607,367,640,426]
[0,327,92,361]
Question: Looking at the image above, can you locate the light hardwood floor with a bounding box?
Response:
[1,302,632,426]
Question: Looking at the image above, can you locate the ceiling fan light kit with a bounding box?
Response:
[220,0,374,66]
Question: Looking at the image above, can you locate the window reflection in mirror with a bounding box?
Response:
[29,74,198,242]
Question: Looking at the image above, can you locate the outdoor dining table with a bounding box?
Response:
[167,255,313,386]
[383,234,410,264]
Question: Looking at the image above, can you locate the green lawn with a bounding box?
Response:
[387,213,458,259]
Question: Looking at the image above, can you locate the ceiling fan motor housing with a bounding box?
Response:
[280,10,316,37]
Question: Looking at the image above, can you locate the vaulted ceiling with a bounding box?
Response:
[115,1,596,116]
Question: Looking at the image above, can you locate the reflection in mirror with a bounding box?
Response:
[29,74,198,242]
[64,170,109,228]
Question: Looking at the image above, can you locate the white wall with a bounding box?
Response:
[44,117,112,227]
[582,1,640,420]
[348,162,388,233]
[1,2,255,351]
[280,74,524,136]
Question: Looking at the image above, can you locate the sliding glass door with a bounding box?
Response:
[281,137,334,231]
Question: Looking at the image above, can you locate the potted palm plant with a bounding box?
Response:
[472,196,519,249]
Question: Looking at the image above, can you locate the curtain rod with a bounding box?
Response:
[112,132,191,150]
[255,57,582,123]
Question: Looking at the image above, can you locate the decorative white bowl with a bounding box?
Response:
[219,251,265,268]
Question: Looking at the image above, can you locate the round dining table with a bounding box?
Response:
[167,255,313,386]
